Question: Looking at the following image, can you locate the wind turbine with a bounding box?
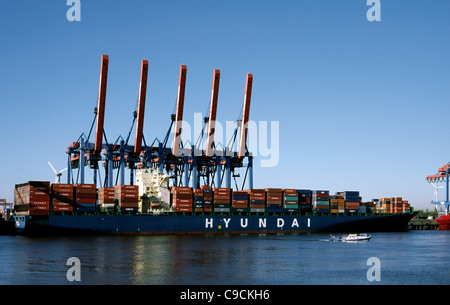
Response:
[48,161,67,183]
[431,182,445,202]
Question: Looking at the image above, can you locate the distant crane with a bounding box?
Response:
[426,163,450,214]
[48,161,67,183]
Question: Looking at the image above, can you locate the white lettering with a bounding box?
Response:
[307,218,310,228]
[259,218,266,228]
[366,0,381,22]
[223,218,231,228]
[180,289,215,302]
[366,257,381,281]
[66,257,81,282]
[277,218,284,228]
[291,218,299,228]
[240,218,248,228]
[259,121,280,167]
[205,218,213,228]
[66,0,81,22]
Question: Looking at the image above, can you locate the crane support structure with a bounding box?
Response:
[205,69,220,157]
[427,162,450,214]
[172,65,187,156]
[65,56,255,190]
[134,59,149,154]
[238,73,253,158]
[94,54,109,155]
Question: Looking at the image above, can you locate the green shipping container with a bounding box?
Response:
[283,196,299,201]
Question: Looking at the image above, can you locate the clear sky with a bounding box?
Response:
[1,0,450,209]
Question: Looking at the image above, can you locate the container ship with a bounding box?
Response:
[13,179,416,235]
[12,55,417,234]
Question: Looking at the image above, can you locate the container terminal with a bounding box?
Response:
[10,55,418,234]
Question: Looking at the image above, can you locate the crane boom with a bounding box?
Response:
[172,64,187,156]
[238,73,253,158]
[205,69,220,157]
[94,54,109,155]
[134,59,149,154]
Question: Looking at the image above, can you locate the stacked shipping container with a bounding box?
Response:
[313,190,330,213]
[52,183,74,212]
[248,189,265,212]
[171,186,193,213]
[213,188,231,213]
[232,190,249,213]
[330,195,345,214]
[283,189,298,213]
[98,187,115,212]
[75,184,96,212]
[193,188,204,212]
[297,189,312,213]
[115,185,139,213]
[390,197,411,213]
[266,188,283,213]
[343,191,360,213]
[202,186,213,212]
[12,180,413,216]
[380,198,391,213]
[14,181,51,215]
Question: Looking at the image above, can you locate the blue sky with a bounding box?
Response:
[1,0,450,209]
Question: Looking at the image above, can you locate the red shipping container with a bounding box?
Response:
[175,208,192,212]
[267,196,282,201]
[53,206,73,212]
[174,204,191,208]
[171,187,191,192]
[99,187,115,192]
[246,189,265,193]
[214,195,230,200]
[213,188,231,192]
[249,204,265,208]
[173,199,193,204]
[172,193,193,200]
[53,191,73,197]
[250,194,265,200]
[52,184,74,191]
[232,200,248,204]
[76,193,96,199]
[214,190,231,195]
[27,189,50,196]
[76,184,96,189]
[76,189,96,195]
[232,203,248,208]
[114,184,138,190]
[99,198,114,203]
[214,199,230,204]
[314,193,329,198]
[118,202,138,208]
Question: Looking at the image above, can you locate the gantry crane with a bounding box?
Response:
[426,163,450,214]
[65,55,254,191]
[66,54,109,185]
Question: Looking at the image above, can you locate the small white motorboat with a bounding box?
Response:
[330,233,371,242]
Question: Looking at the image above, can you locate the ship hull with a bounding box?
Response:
[436,215,450,230]
[16,213,417,235]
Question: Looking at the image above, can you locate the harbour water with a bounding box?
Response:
[0,231,448,285]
